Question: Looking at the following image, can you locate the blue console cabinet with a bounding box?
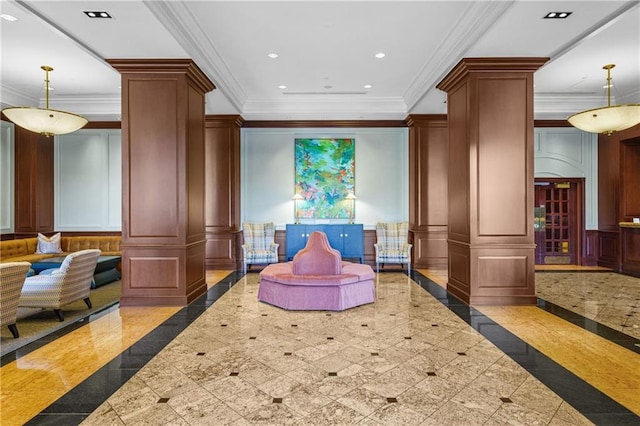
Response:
[286,224,364,263]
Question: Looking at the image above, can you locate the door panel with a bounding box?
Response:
[534,180,580,265]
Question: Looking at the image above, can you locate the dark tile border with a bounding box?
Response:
[409,270,640,425]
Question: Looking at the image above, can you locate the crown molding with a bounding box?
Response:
[403,0,515,110]
[0,84,39,107]
[242,96,407,120]
[144,0,246,111]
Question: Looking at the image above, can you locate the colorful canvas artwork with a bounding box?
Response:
[294,138,355,219]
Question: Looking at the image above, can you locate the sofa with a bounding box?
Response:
[258,231,375,311]
[0,235,121,287]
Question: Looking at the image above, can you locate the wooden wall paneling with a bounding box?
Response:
[407,114,449,268]
[204,115,243,270]
[437,57,547,305]
[597,230,620,270]
[621,138,640,221]
[596,123,639,268]
[109,59,215,306]
[598,132,621,231]
[583,230,598,266]
[363,229,376,266]
[14,127,53,234]
[621,226,640,277]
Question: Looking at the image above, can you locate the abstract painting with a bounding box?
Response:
[294,138,355,219]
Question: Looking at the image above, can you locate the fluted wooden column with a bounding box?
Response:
[108,59,215,306]
[436,57,548,305]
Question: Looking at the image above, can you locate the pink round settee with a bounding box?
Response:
[258,231,375,311]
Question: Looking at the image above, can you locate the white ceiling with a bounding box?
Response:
[1,0,639,122]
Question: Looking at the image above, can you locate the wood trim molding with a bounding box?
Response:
[534,119,571,128]
[84,121,121,129]
[107,58,215,93]
[242,120,406,128]
[437,57,549,92]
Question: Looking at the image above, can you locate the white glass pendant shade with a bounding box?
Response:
[1,66,88,137]
[3,107,88,137]
[569,64,640,135]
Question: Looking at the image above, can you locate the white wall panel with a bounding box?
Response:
[55,129,121,231]
[0,121,14,234]
[241,128,408,229]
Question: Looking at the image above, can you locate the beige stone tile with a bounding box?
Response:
[298,400,365,425]
[244,402,302,425]
[337,387,388,416]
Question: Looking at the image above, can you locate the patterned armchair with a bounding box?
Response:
[242,222,279,273]
[1,262,32,338]
[374,222,412,272]
[19,249,101,321]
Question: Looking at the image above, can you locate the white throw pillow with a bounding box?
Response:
[36,232,62,254]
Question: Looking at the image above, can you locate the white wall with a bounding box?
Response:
[241,128,409,229]
[0,121,14,234]
[55,129,121,231]
[534,128,598,229]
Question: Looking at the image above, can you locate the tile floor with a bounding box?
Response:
[2,269,639,425]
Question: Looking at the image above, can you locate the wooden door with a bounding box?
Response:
[534,180,583,265]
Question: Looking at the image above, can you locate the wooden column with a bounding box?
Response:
[436,58,547,305]
[108,59,215,306]
[407,114,449,268]
[204,115,243,270]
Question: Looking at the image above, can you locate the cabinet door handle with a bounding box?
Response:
[344,233,348,237]
[340,233,344,237]
[306,233,310,237]
[301,233,305,237]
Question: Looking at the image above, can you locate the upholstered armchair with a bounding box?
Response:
[1,262,32,338]
[242,222,279,273]
[19,249,101,321]
[374,222,412,272]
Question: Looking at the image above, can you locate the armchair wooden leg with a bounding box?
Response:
[84,297,92,309]
[8,323,19,338]
[54,309,64,322]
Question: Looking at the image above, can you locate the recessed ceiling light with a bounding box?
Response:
[0,14,18,22]
[267,53,279,59]
[544,12,572,19]
[84,11,112,18]
[278,85,287,89]
[363,84,373,89]
[375,52,386,59]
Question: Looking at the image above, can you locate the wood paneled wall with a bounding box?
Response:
[407,114,449,268]
[14,127,54,235]
[204,115,243,269]
[597,123,640,272]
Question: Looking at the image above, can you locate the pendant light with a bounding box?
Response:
[568,64,640,136]
[2,66,88,137]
